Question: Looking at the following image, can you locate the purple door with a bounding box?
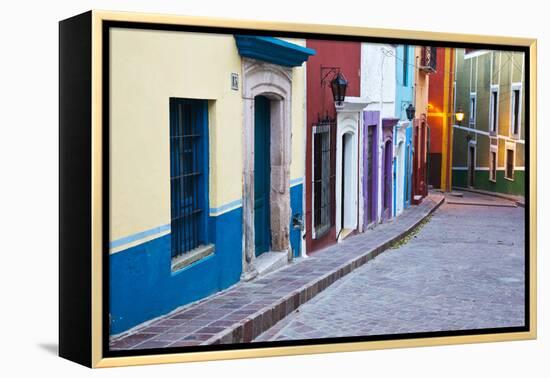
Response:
[383,140,393,220]
[363,111,379,228]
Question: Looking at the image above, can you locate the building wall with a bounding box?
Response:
[395,45,415,119]
[110,29,243,246]
[361,43,396,118]
[414,46,430,120]
[305,39,361,253]
[394,45,415,214]
[452,49,525,196]
[109,28,307,333]
[361,43,396,221]
[427,47,455,191]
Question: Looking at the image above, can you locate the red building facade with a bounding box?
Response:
[427,47,455,191]
[305,40,361,254]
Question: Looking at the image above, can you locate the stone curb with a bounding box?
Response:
[202,194,445,345]
[453,186,525,208]
[446,200,517,208]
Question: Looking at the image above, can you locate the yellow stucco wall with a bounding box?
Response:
[109,28,306,246]
[110,28,243,244]
[287,38,307,183]
[414,46,430,119]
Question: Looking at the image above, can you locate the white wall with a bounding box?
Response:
[361,43,396,221]
[361,43,396,118]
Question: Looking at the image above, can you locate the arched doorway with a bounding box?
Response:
[241,59,293,280]
[334,99,367,241]
[335,126,358,241]
[254,95,271,256]
[341,132,355,230]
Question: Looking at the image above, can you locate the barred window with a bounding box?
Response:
[169,98,209,258]
[489,151,497,182]
[505,149,515,180]
[312,122,333,239]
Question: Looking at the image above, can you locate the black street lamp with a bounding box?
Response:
[406,103,416,121]
[330,72,348,106]
[321,66,348,107]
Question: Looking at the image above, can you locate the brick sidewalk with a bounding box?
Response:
[110,193,444,350]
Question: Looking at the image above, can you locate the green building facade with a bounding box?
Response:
[452,49,525,196]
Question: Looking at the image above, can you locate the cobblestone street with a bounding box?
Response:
[255,192,525,341]
[110,194,443,350]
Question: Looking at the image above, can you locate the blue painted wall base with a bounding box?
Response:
[110,183,304,335]
[110,208,242,335]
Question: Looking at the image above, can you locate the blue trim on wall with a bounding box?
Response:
[110,224,170,250]
[109,207,243,335]
[209,198,242,215]
[110,184,304,333]
[289,184,303,257]
[234,35,316,67]
[290,177,304,187]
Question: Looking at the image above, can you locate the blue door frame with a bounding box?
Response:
[254,96,271,256]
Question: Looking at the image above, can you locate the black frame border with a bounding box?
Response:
[101,20,531,360]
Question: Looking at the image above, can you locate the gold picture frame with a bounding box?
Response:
[59,9,537,368]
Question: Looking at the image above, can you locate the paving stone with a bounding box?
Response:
[254,194,524,342]
[109,193,444,350]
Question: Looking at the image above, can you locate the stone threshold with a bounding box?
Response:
[110,193,444,350]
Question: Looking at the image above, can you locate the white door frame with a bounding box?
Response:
[395,121,407,216]
[335,97,368,240]
[241,58,293,279]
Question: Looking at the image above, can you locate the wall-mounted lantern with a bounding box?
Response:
[455,106,465,125]
[321,66,348,107]
[330,72,348,106]
[406,103,416,121]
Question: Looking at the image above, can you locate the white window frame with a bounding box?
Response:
[489,145,498,182]
[510,82,523,138]
[469,92,477,126]
[504,141,516,181]
[489,84,499,135]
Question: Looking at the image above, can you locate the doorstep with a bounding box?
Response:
[255,251,289,277]
[109,192,444,350]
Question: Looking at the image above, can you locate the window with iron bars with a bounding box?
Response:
[169,98,209,259]
[420,46,437,73]
[312,121,333,239]
[505,149,515,180]
[489,150,497,182]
